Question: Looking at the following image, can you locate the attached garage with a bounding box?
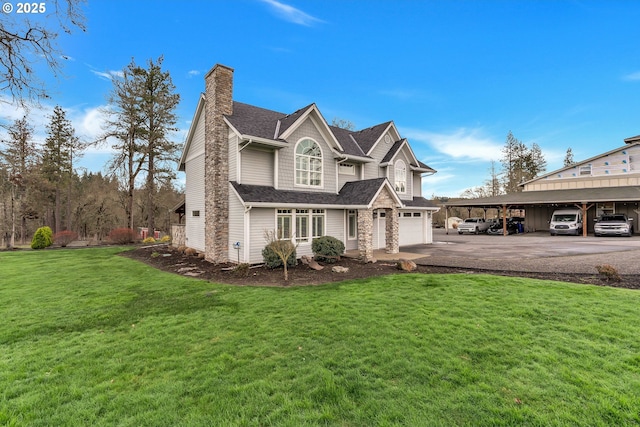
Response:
[372,209,429,249]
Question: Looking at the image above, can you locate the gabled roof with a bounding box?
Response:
[521,140,640,186]
[380,139,437,173]
[230,178,404,208]
[226,101,286,139]
[179,97,435,172]
[351,121,394,154]
[178,93,206,171]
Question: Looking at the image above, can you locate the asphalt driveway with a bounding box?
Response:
[402,229,640,275]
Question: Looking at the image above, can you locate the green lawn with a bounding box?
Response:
[1,248,640,426]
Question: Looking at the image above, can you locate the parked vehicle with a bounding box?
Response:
[549,209,583,236]
[487,218,522,235]
[594,214,634,237]
[457,217,491,234]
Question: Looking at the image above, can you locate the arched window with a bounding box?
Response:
[395,160,406,194]
[295,139,322,187]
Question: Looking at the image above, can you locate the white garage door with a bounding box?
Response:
[399,212,424,246]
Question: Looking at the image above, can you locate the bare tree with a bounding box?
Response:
[0,0,86,105]
[264,229,298,282]
[331,117,355,131]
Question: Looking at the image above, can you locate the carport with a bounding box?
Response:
[443,186,640,237]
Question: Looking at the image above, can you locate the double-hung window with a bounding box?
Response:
[277,208,325,243]
[277,209,292,239]
[295,139,322,187]
[395,160,407,194]
[296,209,309,243]
[312,209,325,238]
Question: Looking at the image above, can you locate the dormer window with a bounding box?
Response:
[295,139,322,187]
[395,159,406,194]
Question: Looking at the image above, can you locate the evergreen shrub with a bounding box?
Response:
[311,236,345,263]
[31,226,53,249]
[262,241,297,269]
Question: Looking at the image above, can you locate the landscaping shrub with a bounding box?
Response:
[596,264,621,282]
[312,236,345,263]
[160,235,171,243]
[262,241,297,269]
[143,237,156,244]
[54,230,78,247]
[234,263,250,277]
[108,228,137,244]
[31,226,53,249]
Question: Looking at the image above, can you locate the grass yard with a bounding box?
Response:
[1,248,640,426]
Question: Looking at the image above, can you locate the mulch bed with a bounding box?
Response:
[121,244,640,290]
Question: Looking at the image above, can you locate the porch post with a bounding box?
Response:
[385,206,399,254]
[357,208,374,262]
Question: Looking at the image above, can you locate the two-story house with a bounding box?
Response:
[177,64,438,264]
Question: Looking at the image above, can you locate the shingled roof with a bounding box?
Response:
[231,178,435,209]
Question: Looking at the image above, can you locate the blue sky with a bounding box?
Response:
[2,0,640,197]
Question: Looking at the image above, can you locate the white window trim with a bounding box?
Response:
[579,165,592,176]
[395,159,407,194]
[338,163,355,175]
[294,138,324,189]
[347,210,357,240]
[275,208,326,245]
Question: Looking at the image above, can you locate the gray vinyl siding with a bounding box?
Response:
[249,208,274,263]
[229,189,245,263]
[186,110,205,162]
[364,133,393,180]
[280,118,337,193]
[184,153,205,252]
[337,163,362,189]
[413,173,422,197]
[241,147,274,186]
[229,130,238,182]
[390,150,413,201]
[326,209,347,246]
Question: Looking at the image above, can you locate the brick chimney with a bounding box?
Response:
[204,64,233,263]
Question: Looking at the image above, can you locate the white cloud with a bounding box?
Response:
[90,69,124,81]
[187,70,200,78]
[259,0,324,26]
[404,127,503,162]
[623,71,640,81]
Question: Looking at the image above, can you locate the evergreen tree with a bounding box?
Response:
[0,116,36,244]
[103,57,180,232]
[564,147,574,167]
[136,56,180,233]
[500,131,546,193]
[42,105,77,232]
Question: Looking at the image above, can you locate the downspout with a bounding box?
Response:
[244,205,252,262]
[336,156,350,194]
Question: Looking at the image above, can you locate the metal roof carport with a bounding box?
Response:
[442,186,640,236]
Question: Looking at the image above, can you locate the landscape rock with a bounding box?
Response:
[332,266,349,273]
[397,259,417,272]
[300,255,324,270]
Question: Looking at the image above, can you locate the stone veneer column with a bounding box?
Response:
[204,64,234,263]
[385,206,399,254]
[357,208,374,262]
